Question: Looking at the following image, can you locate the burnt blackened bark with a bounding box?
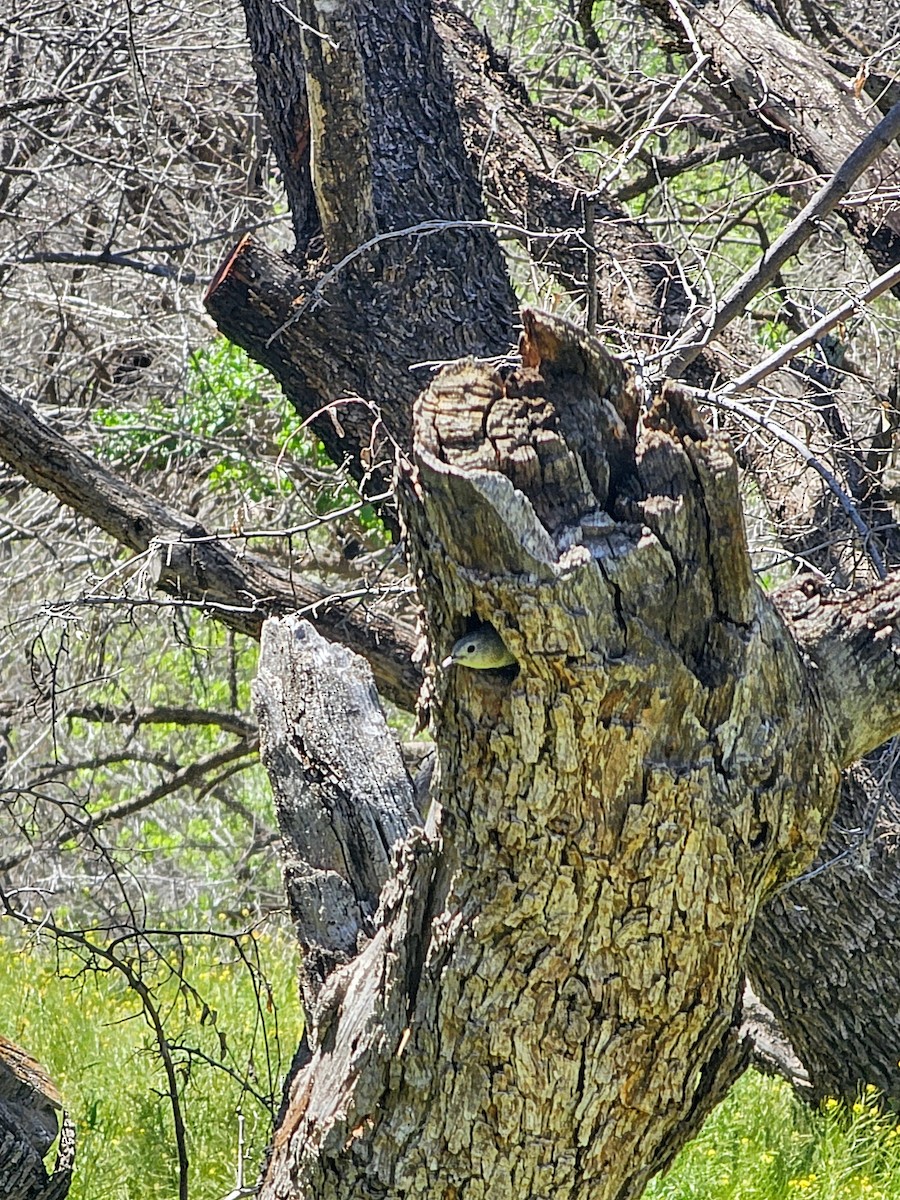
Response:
[208,0,517,497]
[240,0,318,247]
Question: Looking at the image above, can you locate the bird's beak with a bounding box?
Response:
[440,654,454,669]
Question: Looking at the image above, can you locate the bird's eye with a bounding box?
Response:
[466,643,476,654]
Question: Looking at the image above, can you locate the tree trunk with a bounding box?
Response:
[0,1037,73,1200]
[749,764,900,1103]
[210,0,900,1121]
[246,310,900,1198]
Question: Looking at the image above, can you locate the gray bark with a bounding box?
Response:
[253,617,421,1025]
[0,1038,72,1200]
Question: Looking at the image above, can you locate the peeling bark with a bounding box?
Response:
[215,0,900,1130]
[253,618,421,1023]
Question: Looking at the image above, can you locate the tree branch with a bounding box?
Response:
[0,383,421,708]
[253,617,420,1024]
[722,259,900,395]
[661,95,900,378]
[296,0,376,258]
[0,739,258,875]
[664,0,900,276]
[777,574,900,767]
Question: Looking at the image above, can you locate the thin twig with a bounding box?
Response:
[699,388,887,579]
[584,198,598,330]
[723,259,900,395]
[10,249,204,284]
[661,96,900,379]
[0,739,258,874]
[587,52,711,199]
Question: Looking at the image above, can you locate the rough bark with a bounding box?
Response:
[749,765,900,1103]
[212,0,872,580]
[209,0,900,1118]
[252,618,421,1025]
[640,0,900,1098]
[240,0,317,246]
[431,0,689,338]
[217,0,517,500]
[0,1037,73,1200]
[252,312,891,1199]
[0,0,895,1126]
[748,577,900,1101]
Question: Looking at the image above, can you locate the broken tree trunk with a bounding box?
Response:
[249,312,899,1199]
[210,0,900,1128]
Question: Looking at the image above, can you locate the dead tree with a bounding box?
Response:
[203,0,900,1121]
[251,310,900,1197]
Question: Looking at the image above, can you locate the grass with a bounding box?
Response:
[648,1075,900,1200]
[0,926,301,1200]
[4,929,900,1199]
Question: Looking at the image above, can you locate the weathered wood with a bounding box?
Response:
[296,0,376,259]
[209,0,518,501]
[220,1,900,1115]
[252,617,421,1023]
[776,575,900,767]
[258,312,870,1199]
[213,0,873,583]
[0,1037,72,1200]
[749,765,900,1103]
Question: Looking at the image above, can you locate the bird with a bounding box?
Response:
[442,627,516,670]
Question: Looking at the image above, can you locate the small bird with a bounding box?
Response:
[442,627,516,670]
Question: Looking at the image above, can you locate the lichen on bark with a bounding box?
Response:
[257,311,846,1199]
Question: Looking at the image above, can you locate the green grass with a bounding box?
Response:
[648,1074,900,1200]
[0,927,301,1200]
[5,929,900,1199]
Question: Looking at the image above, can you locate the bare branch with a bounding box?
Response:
[8,250,205,284]
[0,384,420,708]
[724,259,900,395]
[63,704,258,739]
[660,96,900,378]
[0,739,258,876]
[698,387,887,579]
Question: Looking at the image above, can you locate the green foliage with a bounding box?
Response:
[0,928,301,1200]
[649,1074,900,1200]
[42,620,279,922]
[92,338,387,539]
[93,338,294,500]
